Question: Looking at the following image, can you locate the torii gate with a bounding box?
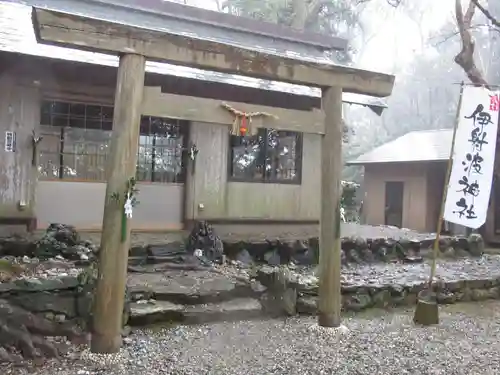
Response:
[30,0,395,353]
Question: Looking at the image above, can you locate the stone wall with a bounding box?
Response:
[0,266,91,323]
[127,222,484,269]
[255,255,500,317]
[0,223,105,326]
[0,224,131,363]
[294,279,500,315]
[0,260,93,363]
[222,233,484,267]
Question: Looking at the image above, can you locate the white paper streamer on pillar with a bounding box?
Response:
[443,87,500,229]
[124,193,133,219]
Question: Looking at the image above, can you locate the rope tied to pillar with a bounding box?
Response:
[220,102,278,136]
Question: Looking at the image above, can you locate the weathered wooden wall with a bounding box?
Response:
[35,80,185,230]
[0,73,40,218]
[0,56,323,227]
[185,122,321,221]
[0,66,187,229]
[143,86,323,222]
[35,181,185,230]
[142,86,322,222]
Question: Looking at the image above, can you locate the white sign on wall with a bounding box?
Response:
[443,87,500,229]
[4,131,16,152]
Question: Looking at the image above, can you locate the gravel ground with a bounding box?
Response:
[340,254,500,285]
[6,301,500,375]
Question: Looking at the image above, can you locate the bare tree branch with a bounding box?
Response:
[431,23,495,47]
[471,0,500,28]
[454,0,489,87]
[385,0,402,6]
[354,0,402,6]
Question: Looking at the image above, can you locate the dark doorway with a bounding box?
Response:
[385,181,404,228]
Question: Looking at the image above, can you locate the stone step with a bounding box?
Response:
[129,301,184,325]
[128,269,259,305]
[129,298,264,326]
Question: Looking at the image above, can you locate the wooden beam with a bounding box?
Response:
[318,86,343,328]
[142,87,325,134]
[32,8,395,98]
[91,53,146,354]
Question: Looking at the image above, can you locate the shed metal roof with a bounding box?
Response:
[346,129,453,165]
[0,1,387,111]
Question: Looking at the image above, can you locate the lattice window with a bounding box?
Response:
[137,116,187,183]
[229,128,302,184]
[39,101,113,181]
[39,100,188,183]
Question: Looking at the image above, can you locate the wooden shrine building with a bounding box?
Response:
[0,0,395,345]
[0,0,394,232]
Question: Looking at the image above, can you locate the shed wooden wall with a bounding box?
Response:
[363,162,429,232]
[363,161,494,236]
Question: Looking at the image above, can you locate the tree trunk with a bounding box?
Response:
[454,0,500,86]
[454,0,489,86]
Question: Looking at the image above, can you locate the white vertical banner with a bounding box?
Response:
[444,87,500,229]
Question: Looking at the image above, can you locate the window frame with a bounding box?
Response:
[38,100,114,182]
[136,115,189,184]
[227,128,303,185]
[38,99,189,184]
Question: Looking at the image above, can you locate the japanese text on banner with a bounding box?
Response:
[443,88,500,229]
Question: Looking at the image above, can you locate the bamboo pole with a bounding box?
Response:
[91,53,146,353]
[428,82,465,286]
[318,86,343,327]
